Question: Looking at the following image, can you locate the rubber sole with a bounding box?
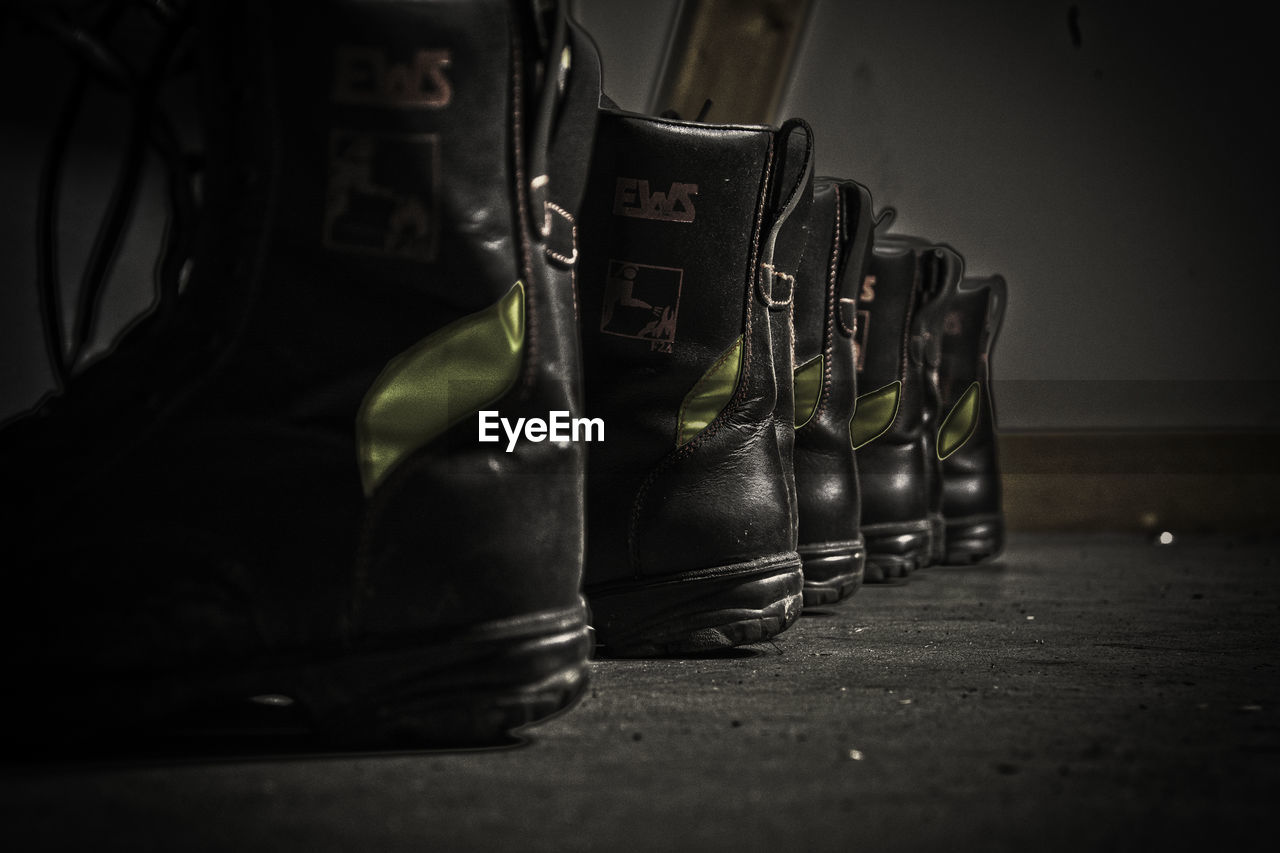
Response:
[14,603,592,751]
[943,514,1006,565]
[799,537,866,607]
[862,519,932,583]
[586,554,804,657]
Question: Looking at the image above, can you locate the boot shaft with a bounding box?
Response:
[854,232,961,535]
[855,240,923,452]
[793,177,874,549]
[939,273,1007,519]
[579,109,809,583]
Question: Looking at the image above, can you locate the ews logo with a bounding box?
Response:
[859,274,877,302]
[614,178,698,223]
[334,46,452,109]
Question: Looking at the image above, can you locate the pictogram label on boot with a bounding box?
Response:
[613,178,698,223]
[599,260,682,352]
[323,130,440,262]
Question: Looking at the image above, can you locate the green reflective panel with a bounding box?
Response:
[849,380,901,450]
[937,381,981,460]
[357,281,525,495]
[794,354,823,428]
[677,336,743,446]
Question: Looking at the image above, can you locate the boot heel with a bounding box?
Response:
[587,557,803,657]
[943,515,1005,564]
[862,519,932,581]
[799,538,866,606]
[303,615,593,746]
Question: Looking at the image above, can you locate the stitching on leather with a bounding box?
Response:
[542,201,578,266]
[813,191,841,423]
[544,201,580,324]
[900,260,920,383]
[757,263,793,308]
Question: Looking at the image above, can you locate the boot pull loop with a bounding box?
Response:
[838,297,859,338]
[760,117,814,264]
[980,274,1007,353]
[874,206,896,233]
[525,0,569,238]
[757,117,814,309]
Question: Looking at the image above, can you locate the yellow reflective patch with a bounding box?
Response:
[356,282,525,495]
[794,354,823,428]
[938,381,981,460]
[677,336,743,446]
[850,380,901,450]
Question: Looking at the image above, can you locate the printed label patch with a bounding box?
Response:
[333,46,452,109]
[613,178,698,223]
[324,130,439,262]
[600,259,682,352]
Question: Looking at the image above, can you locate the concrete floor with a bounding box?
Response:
[5,533,1279,851]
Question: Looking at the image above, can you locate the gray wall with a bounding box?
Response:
[4,1,1276,431]
[578,0,1280,430]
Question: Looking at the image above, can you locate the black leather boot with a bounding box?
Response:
[853,228,958,581]
[881,233,967,568]
[578,110,813,656]
[793,177,875,606]
[769,137,815,566]
[1,0,599,747]
[937,274,1008,563]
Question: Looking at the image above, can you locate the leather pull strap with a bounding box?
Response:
[535,16,600,269]
[757,263,795,309]
[874,205,896,233]
[838,297,858,338]
[756,117,813,309]
[759,116,814,269]
[523,0,567,239]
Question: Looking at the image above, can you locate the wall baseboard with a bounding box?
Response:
[999,432,1280,534]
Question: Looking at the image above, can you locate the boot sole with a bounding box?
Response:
[306,611,592,746]
[587,554,804,657]
[943,514,1006,564]
[861,519,932,583]
[20,604,592,750]
[799,538,866,607]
